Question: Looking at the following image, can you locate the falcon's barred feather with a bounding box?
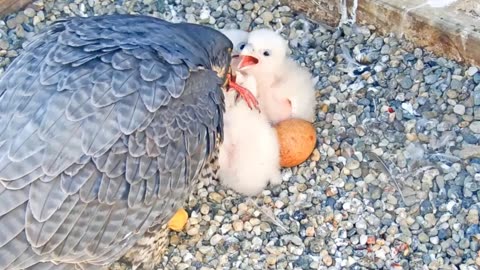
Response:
[0,14,233,269]
[118,145,221,269]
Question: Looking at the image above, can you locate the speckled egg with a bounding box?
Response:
[274,118,317,168]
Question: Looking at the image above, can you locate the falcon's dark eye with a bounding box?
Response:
[263,50,271,57]
[238,43,246,50]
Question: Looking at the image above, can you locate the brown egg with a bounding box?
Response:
[274,118,317,168]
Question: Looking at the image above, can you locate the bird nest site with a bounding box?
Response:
[1,0,480,270]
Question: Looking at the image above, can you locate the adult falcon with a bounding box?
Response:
[0,14,258,270]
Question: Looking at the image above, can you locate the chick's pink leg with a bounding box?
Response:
[227,73,260,111]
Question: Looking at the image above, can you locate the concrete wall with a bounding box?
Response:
[282,0,480,66]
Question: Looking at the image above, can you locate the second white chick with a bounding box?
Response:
[219,28,249,73]
[237,28,316,124]
[217,67,282,197]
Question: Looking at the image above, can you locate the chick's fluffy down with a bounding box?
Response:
[237,28,316,125]
[218,102,281,196]
[218,90,281,196]
[259,58,316,124]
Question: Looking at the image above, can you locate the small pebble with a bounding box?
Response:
[470,121,480,134]
[453,104,466,115]
[467,66,479,76]
[24,8,36,17]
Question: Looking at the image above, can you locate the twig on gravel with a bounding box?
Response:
[248,198,290,233]
[366,151,406,205]
[427,153,462,163]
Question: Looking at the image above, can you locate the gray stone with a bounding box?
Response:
[467,66,479,76]
[23,8,36,17]
[400,76,413,89]
[470,121,480,134]
[453,104,466,115]
[228,1,242,10]
[425,74,438,84]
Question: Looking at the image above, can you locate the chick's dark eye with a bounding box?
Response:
[239,43,246,50]
[263,50,271,56]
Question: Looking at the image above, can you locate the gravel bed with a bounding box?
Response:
[2,0,480,269]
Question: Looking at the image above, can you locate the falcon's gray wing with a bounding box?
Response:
[0,15,225,269]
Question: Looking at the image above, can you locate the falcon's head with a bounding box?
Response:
[197,27,259,111]
[176,23,233,80]
[177,23,259,111]
[220,29,249,72]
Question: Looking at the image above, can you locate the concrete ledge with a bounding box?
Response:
[283,0,480,66]
[2,0,478,66]
[0,0,33,18]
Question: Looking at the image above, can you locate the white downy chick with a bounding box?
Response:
[220,29,249,73]
[218,70,281,197]
[237,28,316,124]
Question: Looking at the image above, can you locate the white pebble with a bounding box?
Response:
[252,237,263,249]
[210,234,223,245]
[275,200,285,209]
[360,235,368,245]
[199,7,210,21]
[243,221,253,231]
[467,66,479,76]
[232,220,243,232]
[347,115,357,126]
[221,224,232,234]
[187,226,199,236]
[23,8,36,17]
[453,104,465,115]
[375,249,386,260]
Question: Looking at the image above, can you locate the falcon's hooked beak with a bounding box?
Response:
[225,65,260,111]
[218,48,259,111]
[230,54,241,71]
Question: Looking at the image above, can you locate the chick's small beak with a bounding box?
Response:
[238,55,259,70]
